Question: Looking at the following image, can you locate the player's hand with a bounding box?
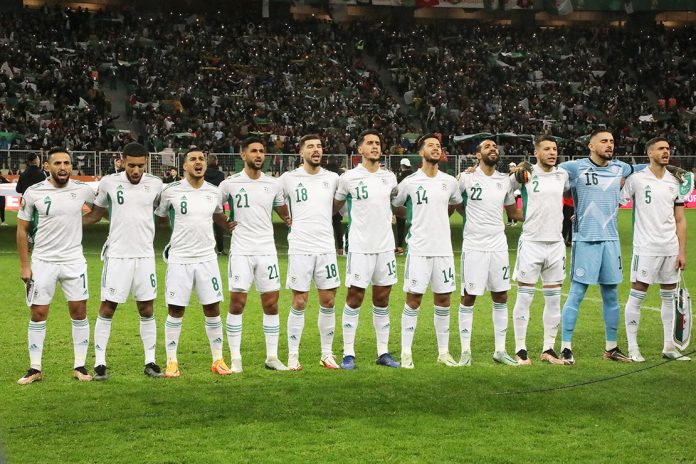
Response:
[464,165,477,174]
[20,265,32,283]
[283,216,292,227]
[677,253,687,271]
[227,221,238,232]
[665,165,687,184]
[513,161,533,183]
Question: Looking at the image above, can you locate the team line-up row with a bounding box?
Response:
[14,129,690,385]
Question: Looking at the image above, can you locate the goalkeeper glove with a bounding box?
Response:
[513,161,533,183]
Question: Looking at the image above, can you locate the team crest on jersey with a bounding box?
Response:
[71,192,77,199]
[323,181,329,189]
[264,186,269,193]
[441,183,447,190]
[381,178,387,185]
[496,183,503,190]
[144,186,151,192]
[233,275,240,282]
[206,195,213,202]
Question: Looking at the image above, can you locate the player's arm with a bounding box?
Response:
[82,204,107,224]
[332,198,345,216]
[274,205,291,227]
[675,204,687,270]
[213,212,235,232]
[17,218,32,282]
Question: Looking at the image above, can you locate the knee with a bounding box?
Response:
[292,294,308,311]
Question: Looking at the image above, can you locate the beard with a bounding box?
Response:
[245,159,262,171]
[481,156,498,167]
[51,173,69,185]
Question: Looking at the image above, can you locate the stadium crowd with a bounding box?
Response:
[1,7,696,170]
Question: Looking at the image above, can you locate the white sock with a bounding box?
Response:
[561,341,572,351]
[373,306,390,356]
[28,320,46,371]
[625,289,646,351]
[263,313,280,359]
[542,288,562,351]
[140,315,157,365]
[318,306,335,356]
[226,313,242,359]
[342,304,360,357]
[165,315,183,362]
[433,305,450,355]
[287,307,304,355]
[72,318,90,369]
[660,289,676,352]
[492,302,508,353]
[458,304,474,352]
[94,315,112,367]
[401,304,419,355]
[205,316,223,362]
[513,287,535,353]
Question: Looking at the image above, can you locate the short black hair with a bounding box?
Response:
[589,128,612,140]
[47,147,71,161]
[183,147,205,160]
[534,135,557,148]
[299,134,321,149]
[357,129,383,147]
[475,139,496,154]
[122,142,149,158]
[26,153,39,163]
[416,133,438,152]
[645,137,669,153]
[241,136,264,151]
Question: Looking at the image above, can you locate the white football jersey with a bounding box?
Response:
[459,167,516,252]
[219,171,285,256]
[335,164,397,254]
[18,179,95,263]
[510,165,569,242]
[94,172,163,258]
[392,169,461,257]
[279,167,338,255]
[155,179,223,264]
[621,169,684,256]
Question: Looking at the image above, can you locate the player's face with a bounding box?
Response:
[124,156,147,184]
[300,139,323,168]
[477,140,499,167]
[534,141,558,168]
[183,151,207,179]
[47,152,72,185]
[419,137,441,165]
[647,141,670,166]
[589,132,614,160]
[358,134,382,163]
[242,142,266,171]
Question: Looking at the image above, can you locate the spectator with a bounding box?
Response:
[162,167,181,184]
[16,153,47,194]
[395,157,413,255]
[204,154,226,254]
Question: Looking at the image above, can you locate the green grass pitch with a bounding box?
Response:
[0,210,695,463]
